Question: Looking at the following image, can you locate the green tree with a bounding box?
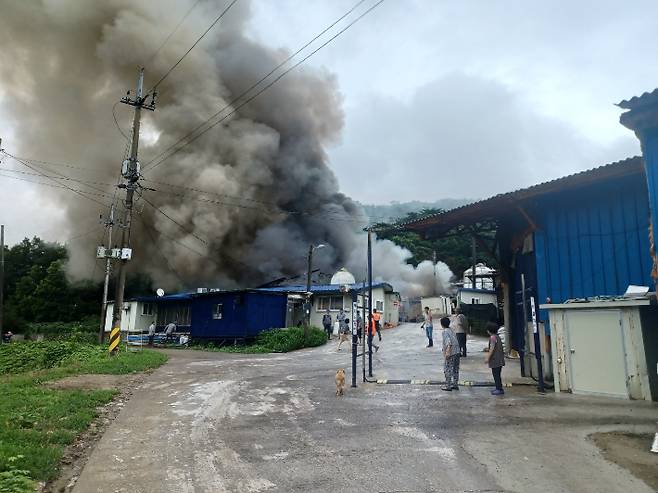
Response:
[374,210,498,276]
[32,261,71,322]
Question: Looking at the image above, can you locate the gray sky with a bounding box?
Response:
[2,0,658,245]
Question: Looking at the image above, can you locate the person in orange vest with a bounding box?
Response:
[372,309,382,341]
[368,314,380,353]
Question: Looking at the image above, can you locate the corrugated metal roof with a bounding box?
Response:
[134,293,194,302]
[256,283,393,293]
[397,156,643,234]
[617,88,658,110]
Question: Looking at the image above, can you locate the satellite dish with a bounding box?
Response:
[156,288,165,297]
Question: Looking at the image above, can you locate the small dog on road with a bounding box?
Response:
[335,368,346,396]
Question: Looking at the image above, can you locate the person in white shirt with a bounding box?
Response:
[148,322,156,346]
[451,307,469,357]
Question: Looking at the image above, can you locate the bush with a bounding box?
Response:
[0,456,34,493]
[24,317,100,340]
[0,340,168,376]
[256,326,326,352]
[192,327,327,354]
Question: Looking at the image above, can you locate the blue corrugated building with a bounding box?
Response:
[399,152,654,376]
[190,290,289,341]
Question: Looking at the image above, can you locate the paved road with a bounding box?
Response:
[74,324,657,493]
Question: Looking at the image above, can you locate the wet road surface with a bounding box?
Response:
[74,324,658,492]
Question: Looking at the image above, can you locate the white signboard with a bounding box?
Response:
[530,297,538,334]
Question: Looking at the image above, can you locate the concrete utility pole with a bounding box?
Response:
[109,68,156,353]
[304,243,324,341]
[432,249,437,296]
[367,229,373,378]
[471,236,477,290]
[0,225,4,341]
[98,204,115,343]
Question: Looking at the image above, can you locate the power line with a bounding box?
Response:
[145,0,203,66]
[0,167,116,189]
[148,0,240,93]
[1,150,110,203]
[112,101,130,141]
[136,213,187,286]
[142,0,370,172]
[0,171,113,200]
[139,194,260,274]
[0,153,112,207]
[63,225,105,243]
[144,185,371,224]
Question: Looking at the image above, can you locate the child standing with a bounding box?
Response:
[485,322,505,395]
[440,317,460,391]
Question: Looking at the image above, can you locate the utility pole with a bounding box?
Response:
[98,204,115,343]
[432,249,437,296]
[109,68,156,353]
[367,229,373,378]
[471,236,477,290]
[304,243,313,343]
[0,225,4,341]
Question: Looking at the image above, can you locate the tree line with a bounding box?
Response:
[2,237,152,331]
[3,212,492,329]
[372,208,497,277]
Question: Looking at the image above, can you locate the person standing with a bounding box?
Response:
[147,321,156,346]
[422,306,433,347]
[451,307,469,357]
[368,314,380,353]
[485,322,505,395]
[165,321,176,344]
[440,317,460,391]
[356,312,363,344]
[322,309,333,340]
[372,308,382,341]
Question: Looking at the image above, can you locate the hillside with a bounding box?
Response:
[359,198,474,224]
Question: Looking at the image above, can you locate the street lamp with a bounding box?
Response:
[304,244,326,339]
[306,244,325,293]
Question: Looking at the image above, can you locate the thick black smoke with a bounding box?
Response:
[0,0,452,296]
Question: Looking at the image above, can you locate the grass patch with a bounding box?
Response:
[0,340,168,491]
[192,326,327,354]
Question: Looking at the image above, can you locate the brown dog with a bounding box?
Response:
[335,368,346,396]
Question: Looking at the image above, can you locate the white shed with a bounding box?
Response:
[541,299,657,401]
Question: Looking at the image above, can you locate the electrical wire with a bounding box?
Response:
[145,0,203,67]
[147,0,240,94]
[139,194,261,274]
[63,225,105,243]
[141,0,370,172]
[112,101,130,141]
[143,0,385,173]
[0,167,116,189]
[136,213,187,286]
[0,166,113,205]
[1,150,110,203]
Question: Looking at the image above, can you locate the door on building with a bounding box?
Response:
[566,309,628,397]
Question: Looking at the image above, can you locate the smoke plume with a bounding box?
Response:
[0,0,453,297]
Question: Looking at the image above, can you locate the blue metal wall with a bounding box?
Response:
[190,292,288,339]
[534,174,652,314]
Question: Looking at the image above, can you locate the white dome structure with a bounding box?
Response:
[330,267,356,285]
[463,263,495,290]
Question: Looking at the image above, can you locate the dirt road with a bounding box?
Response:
[73,324,658,492]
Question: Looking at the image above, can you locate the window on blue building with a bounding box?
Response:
[212,304,223,320]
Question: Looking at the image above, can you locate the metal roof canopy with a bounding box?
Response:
[397,156,644,239]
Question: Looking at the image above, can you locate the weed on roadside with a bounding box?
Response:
[190,327,327,353]
[0,341,168,491]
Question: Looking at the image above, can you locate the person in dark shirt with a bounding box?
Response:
[485,322,505,395]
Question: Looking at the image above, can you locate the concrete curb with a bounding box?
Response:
[374,379,533,387]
